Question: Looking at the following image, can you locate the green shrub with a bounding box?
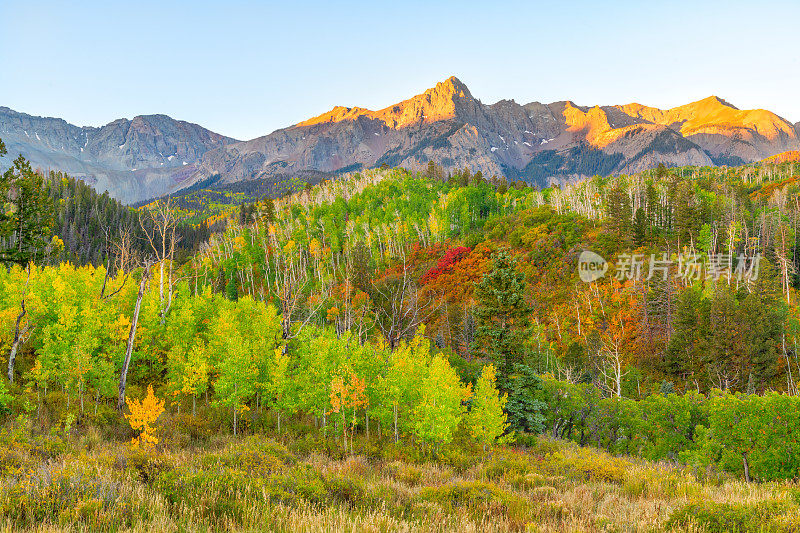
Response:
[553,450,629,484]
[480,450,534,480]
[0,378,13,415]
[172,412,214,441]
[419,481,505,509]
[417,481,531,525]
[0,447,24,475]
[203,437,296,474]
[287,433,347,459]
[437,443,479,472]
[385,461,423,486]
[78,402,119,429]
[324,475,368,506]
[28,434,66,460]
[126,450,173,485]
[269,464,327,504]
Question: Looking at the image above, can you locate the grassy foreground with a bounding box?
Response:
[2,420,800,533]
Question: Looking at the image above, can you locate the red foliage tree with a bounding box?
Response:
[421,246,472,285]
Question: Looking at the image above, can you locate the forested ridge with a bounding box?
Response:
[5,133,800,530]
[33,171,216,266]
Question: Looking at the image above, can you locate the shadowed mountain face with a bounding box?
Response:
[192,77,799,188]
[0,107,236,203]
[3,77,798,202]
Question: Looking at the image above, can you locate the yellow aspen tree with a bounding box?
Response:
[468,364,510,451]
[125,385,165,449]
[329,371,367,454]
[412,354,468,451]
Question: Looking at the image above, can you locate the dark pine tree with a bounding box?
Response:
[471,251,532,387]
[632,207,648,247]
[0,154,56,265]
[605,185,632,242]
[740,260,785,392]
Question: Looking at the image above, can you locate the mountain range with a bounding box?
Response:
[0,107,236,203]
[2,76,799,203]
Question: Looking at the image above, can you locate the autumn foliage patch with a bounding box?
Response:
[421,246,472,285]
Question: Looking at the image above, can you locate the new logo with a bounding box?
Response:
[578,250,608,282]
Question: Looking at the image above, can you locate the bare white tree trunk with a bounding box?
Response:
[118,263,153,410]
[7,263,31,384]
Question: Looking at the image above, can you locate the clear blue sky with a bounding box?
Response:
[1,0,798,140]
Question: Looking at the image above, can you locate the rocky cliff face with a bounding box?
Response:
[0,107,236,203]
[192,77,799,189]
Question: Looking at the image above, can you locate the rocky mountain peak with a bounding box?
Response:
[695,95,738,110]
[563,102,612,141]
[296,106,370,127]
[427,76,472,100]
[297,77,476,130]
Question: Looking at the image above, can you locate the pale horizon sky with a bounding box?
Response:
[1,0,798,140]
